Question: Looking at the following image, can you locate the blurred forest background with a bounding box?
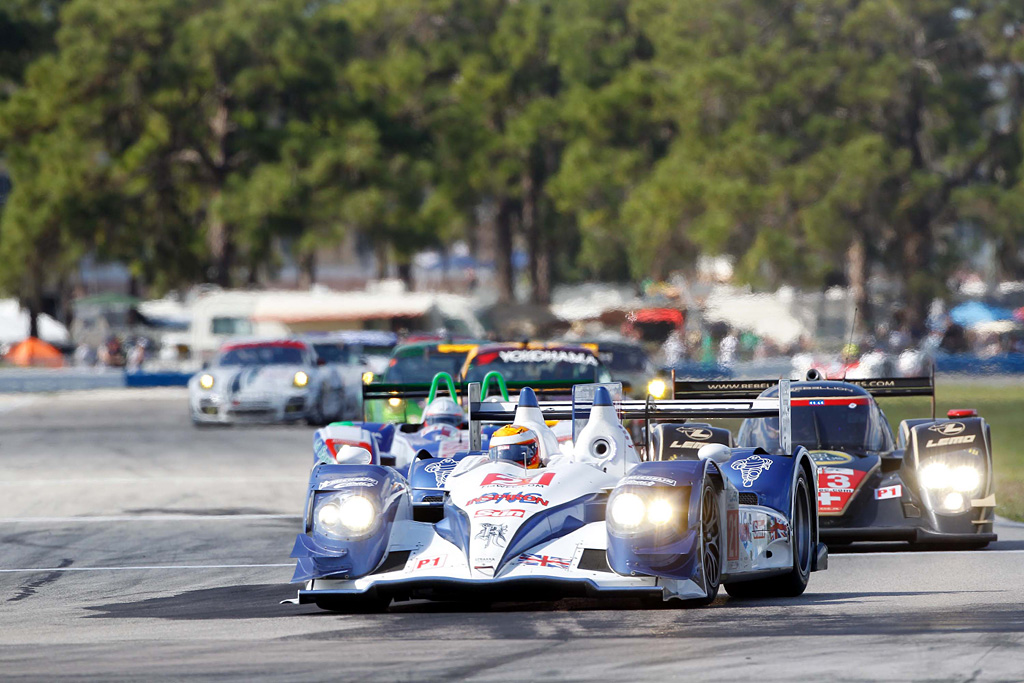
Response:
[2,0,1024,330]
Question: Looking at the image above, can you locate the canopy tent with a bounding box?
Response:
[949,301,1014,328]
[0,299,71,346]
[5,337,64,367]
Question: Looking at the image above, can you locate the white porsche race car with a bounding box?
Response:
[189,339,344,425]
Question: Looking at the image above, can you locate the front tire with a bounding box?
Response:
[725,466,813,599]
[680,479,722,607]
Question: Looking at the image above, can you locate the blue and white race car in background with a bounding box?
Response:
[287,380,827,611]
[189,339,344,425]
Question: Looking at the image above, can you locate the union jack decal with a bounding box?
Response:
[517,553,572,570]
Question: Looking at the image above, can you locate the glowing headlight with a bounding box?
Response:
[199,374,214,390]
[647,379,668,400]
[952,465,981,493]
[388,397,403,408]
[942,492,965,511]
[317,502,341,528]
[362,371,374,385]
[610,493,646,529]
[647,498,675,525]
[337,495,377,533]
[919,462,951,490]
[293,371,309,388]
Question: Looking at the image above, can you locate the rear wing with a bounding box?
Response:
[466,379,793,454]
[361,372,595,418]
[671,369,935,417]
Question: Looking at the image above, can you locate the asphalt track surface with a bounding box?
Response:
[1,389,1022,682]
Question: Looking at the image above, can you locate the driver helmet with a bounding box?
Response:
[335,444,373,465]
[423,396,465,428]
[488,425,541,469]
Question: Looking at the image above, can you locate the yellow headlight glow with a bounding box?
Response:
[610,493,646,529]
[919,462,950,490]
[199,374,214,390]
[388,397,403,408]
[647,379,668,399]
[952,465,981,493]
[293,371,309,388]
[338,496,377,533]
[647,498,674,525]
[362,371,374,384]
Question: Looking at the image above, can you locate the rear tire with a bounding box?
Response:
[725,467,813,599]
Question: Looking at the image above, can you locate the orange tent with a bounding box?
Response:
[5,337,64,368]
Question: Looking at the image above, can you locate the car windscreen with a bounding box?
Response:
[313,344,347,364]
[739,399,873,452]
[463,349,607,383]
[217,345,305,366]
[385,353,466,383]
[602,346,648,372]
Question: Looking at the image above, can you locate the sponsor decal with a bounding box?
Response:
[517,553,572,570]
[810,450,854,465]
[727,509,739,561]
[708,382,774,391]
[425,458,459,488]
[496,349,598,366]
[670,441,710,450]
[474,508,526,518]
[875,484,902,500]
[314,433,332,464]
[474,523,508,549]
[623,475,677,487]
[816,467,868,514]
[768,517,789,542]
[412,555,447,571]
[318,476,379,489]
[925,435,976,448]
[751,518,767,540]
[731,455,773,487]
[481,471,555,487]
[928,422,965,436]
[466,491,549,506]
[676,427,713,440]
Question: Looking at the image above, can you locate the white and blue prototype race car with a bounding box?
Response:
[189,339,344,425]
[287,381,826,611]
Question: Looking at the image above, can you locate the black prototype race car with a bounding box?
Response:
[669,374,997,548]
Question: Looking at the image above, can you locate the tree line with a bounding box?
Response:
[2,0,1023,332]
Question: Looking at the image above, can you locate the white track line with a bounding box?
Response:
[0,478,304,486]
[0,563,293,573]
[835,549,1024,557]
[1,514,300,523]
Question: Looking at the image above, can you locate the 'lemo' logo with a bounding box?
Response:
[928,422,965,436]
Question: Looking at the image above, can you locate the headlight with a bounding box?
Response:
[919,462,950,490]
[293,371,309,388]
[952,465,981,493]
[362,371,374,384]
[646,498,675,525]
[199,374,214,390]
[388,397,403,408]
[610,493,646,529]
[942,492,965,512]
[315,494,379,538]
[647,378,668,400]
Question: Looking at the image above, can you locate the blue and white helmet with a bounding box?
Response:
[423,396,464,428]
